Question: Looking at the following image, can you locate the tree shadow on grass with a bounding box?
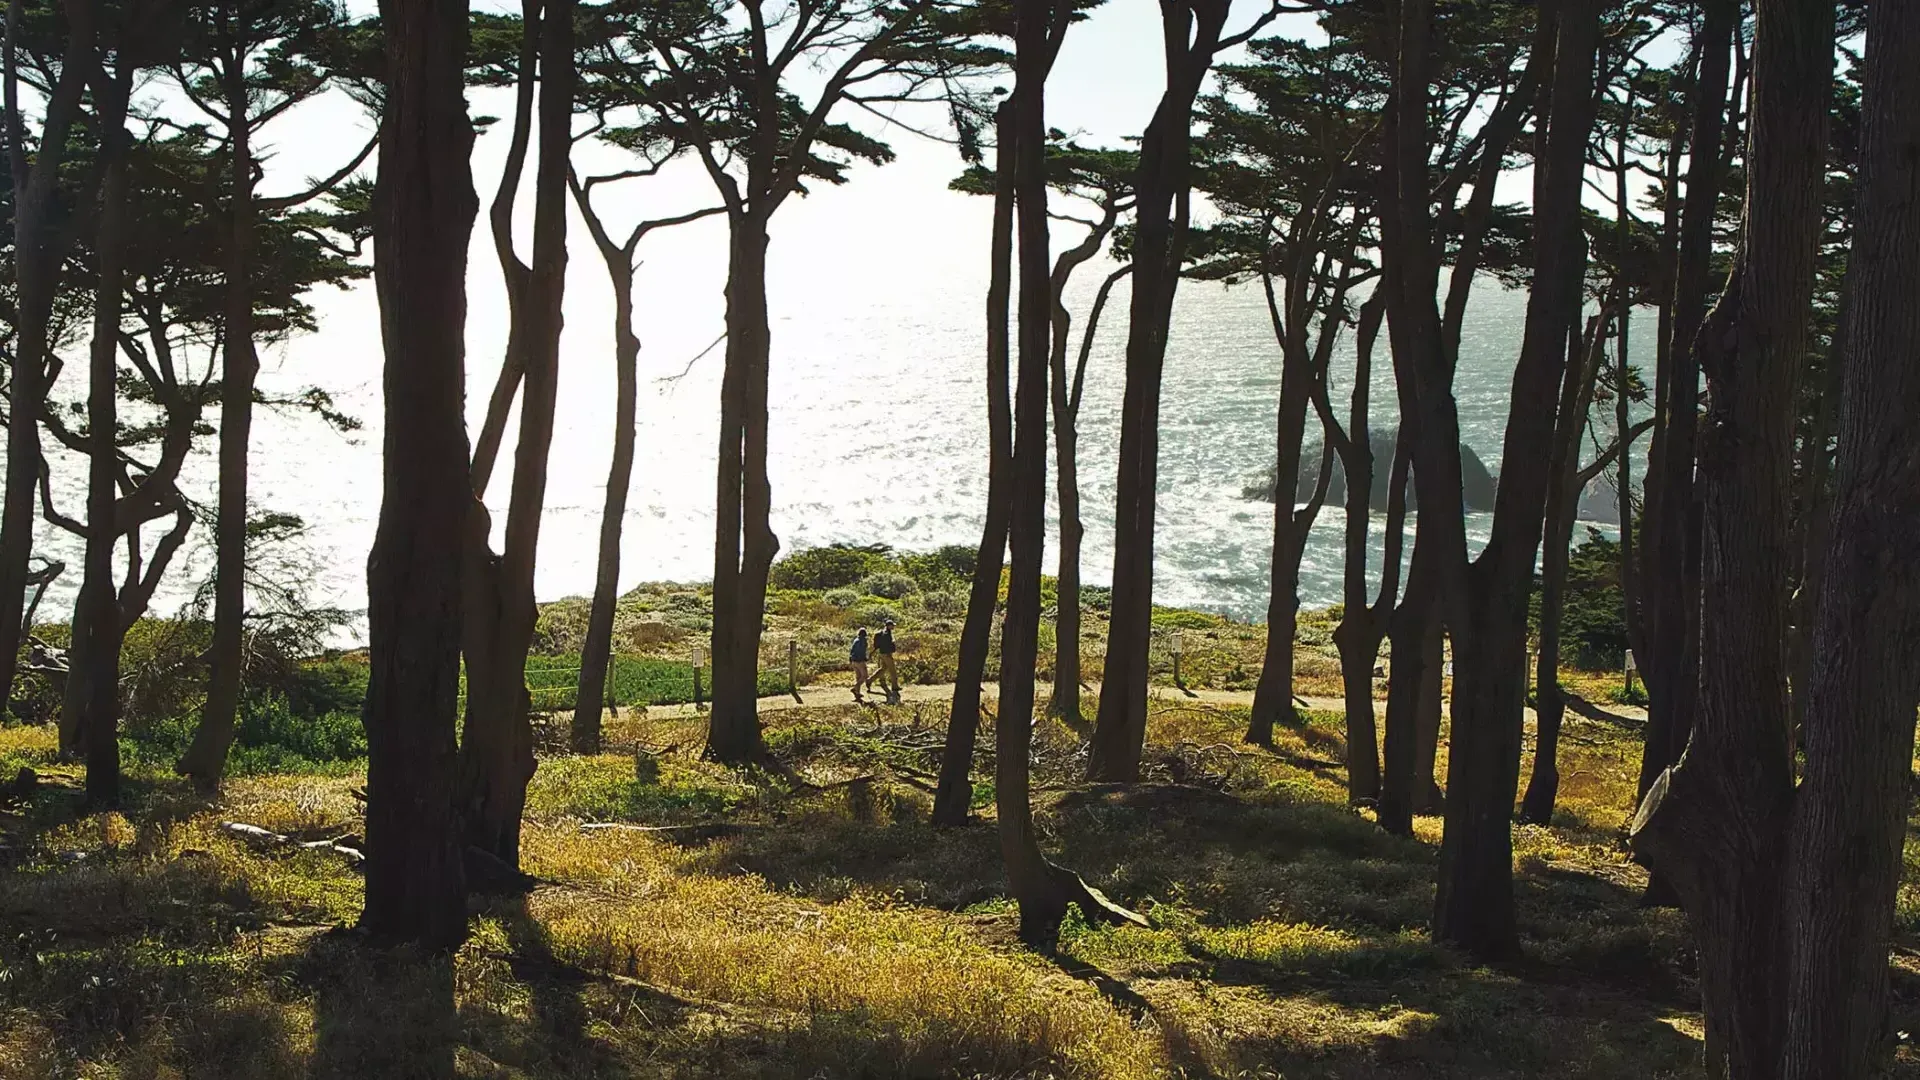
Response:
[305,930,459,1080]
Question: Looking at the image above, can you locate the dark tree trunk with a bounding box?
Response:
[932,102,1015,826]
[1610,106,1637,668]
[1413,609,1444,813]
[77,63,132,809]
[1378,536,1435,837]
[1246,260,1336,745]
[1045,209,1118,729]
[1375,0,1468,837]
[707,210,779,764]
[1631,0,1834,1069]
[1781,5,1920,1071]
[1521,318,1605,825]
[461,0,572,866]
[358,0,475,949]
[999,0,1143,947]
[1636,0,1735,819]
[1435,0,1598,961]
[179,55,260,792]
[0,1,93,710]
[1329,296,1399,806]
[1786,309,1844,748]
[569,242,641,755]
[1088,0,1227,782]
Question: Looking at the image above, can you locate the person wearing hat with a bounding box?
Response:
[868,618,900,701]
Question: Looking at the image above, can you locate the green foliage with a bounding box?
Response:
[1151,607,1226,632]
[897,545,977,592]
[770,543,895,591]
[860,571,919,600]
[527,756,750,823]
[1559,530,1630,668]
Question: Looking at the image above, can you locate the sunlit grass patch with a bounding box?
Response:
[0,724,58,776]
[524,752,756,824]
[518,823,1163,1078]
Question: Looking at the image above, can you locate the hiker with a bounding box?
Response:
[868,618,900,701]
[849,628,871,703]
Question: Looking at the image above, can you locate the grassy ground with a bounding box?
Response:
[1,570,1910,1078]
[15,686,1903,1080]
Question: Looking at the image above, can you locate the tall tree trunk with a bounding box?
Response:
[1435,0,1598,961]
[1330,296,1399,806]
[932,103,1015,826]
[1375,0,1467,837]
[570,252,640,755]
[706,209,777,764]
[1636,0,1735,822]
[358,0,474,949]
[1413,608,1444,812]
[77,64,132,809]
[0,0,93,711]
[1378,535,1435,836]
[1785,309,1844,748]
[999,0,1143,947]
[1246,265,1322,745]
[1088,0,1226,782]
[1610,105,1637,665]
[179,51,260,792]
[1631,0,1834,1068]
[1045,212,1118,728]
[1781,4,1920,1071]
[1521,318,1604,825]
[462,0,573,866]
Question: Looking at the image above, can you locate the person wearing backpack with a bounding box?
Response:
[849,628,871,704]
[868,618,900,702]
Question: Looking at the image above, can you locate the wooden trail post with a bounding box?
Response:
[788,638,802,703]
[692,643,705,711]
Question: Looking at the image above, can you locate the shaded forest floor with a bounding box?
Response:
[3,695,1919,1078]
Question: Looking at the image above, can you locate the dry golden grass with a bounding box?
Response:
[8,682,1918,1079]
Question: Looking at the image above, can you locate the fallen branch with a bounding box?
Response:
[219,821,364,864]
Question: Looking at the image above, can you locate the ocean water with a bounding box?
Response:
[20,244,1645,641]
[12,108,1655,640]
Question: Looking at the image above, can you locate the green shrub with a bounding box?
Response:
[860,572,919,600]
[898,545,976,592]
[1533,529,1630,669]
[1151,607,1225,631]
[823,587,860,609]
[921,589,966,617]
[770,544,894,591]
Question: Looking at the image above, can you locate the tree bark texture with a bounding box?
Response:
[1637,0,1734,810]
[1046,208,1119,728]
[358,0,475,949]
[1088,0,1228,782]
[1435,0,1598,961]
[1375,0,1467,836]
[1378,531,1435,837]
[999,0,1143,947]
[1779,2,1920,1073]
[79,67,132,808]
[0,0,95,711]
[462,0,573,868]
[1630,0,1834,1069]
[1329,296,1399,805]
[1521,317,1605,825]
[933,103,1015,826]
[1247,254,1346,746]
[569,219,642,754]
[180,48,261,792]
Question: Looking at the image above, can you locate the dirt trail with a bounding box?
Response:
[635,680,1647,726]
